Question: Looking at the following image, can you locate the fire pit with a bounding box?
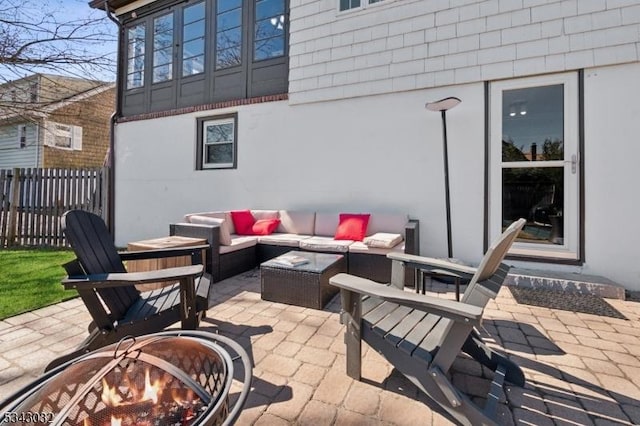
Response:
[0,331,252,426]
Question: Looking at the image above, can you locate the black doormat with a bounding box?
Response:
[508,287,627,320]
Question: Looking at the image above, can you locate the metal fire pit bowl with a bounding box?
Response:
[0,331,252,426]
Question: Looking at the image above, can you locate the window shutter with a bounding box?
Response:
[43,121,55,147]
[72,126,83,150]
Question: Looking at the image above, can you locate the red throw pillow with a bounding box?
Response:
[230,210,256,235]
[334,213,370,241]
[252,219,281,235]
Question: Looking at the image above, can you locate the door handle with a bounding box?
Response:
[565,154,578,174]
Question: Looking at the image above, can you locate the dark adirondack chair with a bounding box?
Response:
[46,210,211,371]
[329,219,526,426]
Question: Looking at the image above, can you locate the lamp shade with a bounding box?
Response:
[425,97,461,112]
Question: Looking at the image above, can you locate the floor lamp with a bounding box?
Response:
[425,96,461,259]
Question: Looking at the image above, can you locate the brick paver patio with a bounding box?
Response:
[1,269,639,425]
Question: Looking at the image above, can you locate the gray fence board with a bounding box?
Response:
[0,167,109,247]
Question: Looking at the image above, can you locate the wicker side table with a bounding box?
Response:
[260,251,346,309]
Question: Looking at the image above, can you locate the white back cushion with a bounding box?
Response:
[277,210,315,235]
[314,213,340,237]
[367,213,409,236]
[188,215,232,245]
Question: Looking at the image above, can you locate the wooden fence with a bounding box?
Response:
[0,167,109,247]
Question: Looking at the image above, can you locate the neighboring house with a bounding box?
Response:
[0,74,115,169]
[91,0,640,291]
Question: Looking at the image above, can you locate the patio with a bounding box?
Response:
[1,270,639,425]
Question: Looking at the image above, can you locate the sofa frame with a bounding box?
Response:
[170,219,419,285]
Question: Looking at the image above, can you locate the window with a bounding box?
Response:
[339,0,383,12]
[489,73,580,261]
[183,2,206,76]
[44,121,83,151]
[216,0,243,69]
[29,83,38,103]
[153,14,174,83]
[127,23,146,89]
[18,125,27,148]
[121,0,289,116]
[197,114,237,169]
[254,0,286,61]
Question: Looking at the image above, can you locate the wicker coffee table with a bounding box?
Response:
[260,251,346,309]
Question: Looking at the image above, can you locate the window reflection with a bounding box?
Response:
[182,2,205,76]
[216,0,242,68]
[203,118,235,168]
[127,23,145,89]
[502,85,564,162]
[501,84,566,246]
[503,168,564,245]
[153,14,173,83]
[254,0,285,61]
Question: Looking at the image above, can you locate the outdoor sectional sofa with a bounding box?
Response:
[169,210,419,285]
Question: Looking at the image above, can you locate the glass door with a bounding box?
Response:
[489,73,580,260]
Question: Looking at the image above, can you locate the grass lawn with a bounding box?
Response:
[0,248,77,320]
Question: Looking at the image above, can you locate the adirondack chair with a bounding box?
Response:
[329,219,526,426]
[45,210,211,371]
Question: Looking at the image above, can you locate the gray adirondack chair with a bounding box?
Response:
[329,219,526,426]
[46,210,211,371]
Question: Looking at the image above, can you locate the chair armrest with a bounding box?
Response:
[387,252,477,279]
[119,244,209,261]
[329,273,482,325]
[171,223,221,281]
[63,265,203,290]
[404,219,420,256]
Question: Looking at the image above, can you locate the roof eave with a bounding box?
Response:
[88,0,139,10]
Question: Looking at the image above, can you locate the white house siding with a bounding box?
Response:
[289,0,640,104]
[0,123,39,169]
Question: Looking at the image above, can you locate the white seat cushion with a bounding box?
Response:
[219,235,258,254]
[363,232,403,249]
[348,241,405,255]
[257,233,312,247]
[299,236,353,253]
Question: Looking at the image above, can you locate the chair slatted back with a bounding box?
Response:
[461,218,526,304]
[62,210,140,320]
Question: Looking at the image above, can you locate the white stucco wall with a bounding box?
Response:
[114,82,486,261]
[114,61,640,291]
[581,62,640,289]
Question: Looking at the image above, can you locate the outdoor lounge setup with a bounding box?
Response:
[170,209,419,285]
[329,218,527,426]
[46,210,212,372]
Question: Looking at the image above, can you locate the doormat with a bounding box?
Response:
[508,287,627,320]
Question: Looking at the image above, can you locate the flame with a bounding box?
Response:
[101,368,163,408]
[98,368,203,425]
[101,379,123,406]
[142,369,162,404]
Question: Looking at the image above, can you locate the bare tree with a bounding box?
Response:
[0,0,116,116]
[0,0,116,77]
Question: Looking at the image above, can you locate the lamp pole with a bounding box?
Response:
[426,97,461,259]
